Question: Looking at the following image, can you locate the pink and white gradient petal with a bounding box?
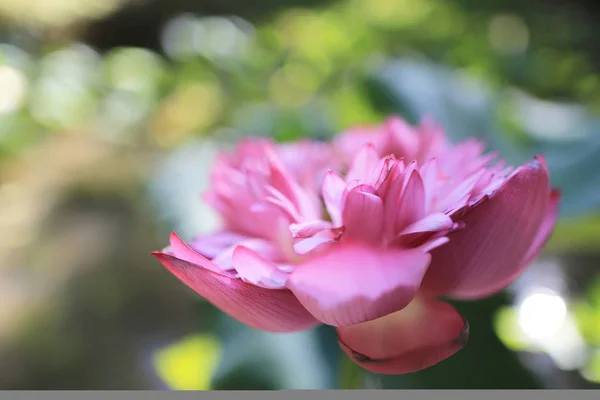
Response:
[287,244,431,326]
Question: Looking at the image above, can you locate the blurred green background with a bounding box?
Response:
[1,0,600,390]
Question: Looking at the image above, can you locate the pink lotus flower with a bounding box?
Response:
[152,116,560,375]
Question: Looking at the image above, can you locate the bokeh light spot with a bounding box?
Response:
[518,290,567,340]
[0,65,28,115]
[488,14,530,55]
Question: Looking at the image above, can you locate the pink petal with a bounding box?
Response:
[444,193,473,218]
[290,220,334,238]
[461,188,561,297]
[521,188,560,266]
[334,125,382,160]
[322,171,346,226]
[376,158,404,198]
[435,169,486,213]
[293,231,338,255]
[266,152,299,202]
[245,170,268,200]
[232,246,290,289]
[212,238,284,271]
[265,186,303,222]
[385,116,419,157]
[346,144,380,183]
[152,237,317,332]
[337,296,468,375]
[341,189,384,244]
[190,231,249,259]
[209,244,237,270]
[393,213,455,248]
[421,156,551,299]
[169,232,227,275]
[341,181,375,208]
[382,158,410,194]
[392,170,427,234]
[419,159,438,211]
[286,244,431,326]
[398,213,454,236]
[267,155,322,221]
[416,236,450,253]
[373,156,400,191]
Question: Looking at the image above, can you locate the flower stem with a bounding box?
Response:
[339,354,364,389]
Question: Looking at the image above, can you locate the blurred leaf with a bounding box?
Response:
[586,275,600,310]
[573,276,600,346]
[331,84,383,128]
[0,112,42,157]
[581,349,600,384]
[210,316,338,390]
[547,214,600,252]
[537,128,600,218]
[338,351,364,389]
[153,333,221,390]
[573,301,600,346]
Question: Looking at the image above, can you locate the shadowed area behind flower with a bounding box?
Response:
[1,0,600,390]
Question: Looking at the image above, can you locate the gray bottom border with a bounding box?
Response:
[2,390,600,398]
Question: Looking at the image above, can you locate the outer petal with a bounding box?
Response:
[421,156,551,299]
[152,233,318,332]
[456,188,561,298]
[337,296,468,375]
[286,244,431,326]
[521,188,560,266]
